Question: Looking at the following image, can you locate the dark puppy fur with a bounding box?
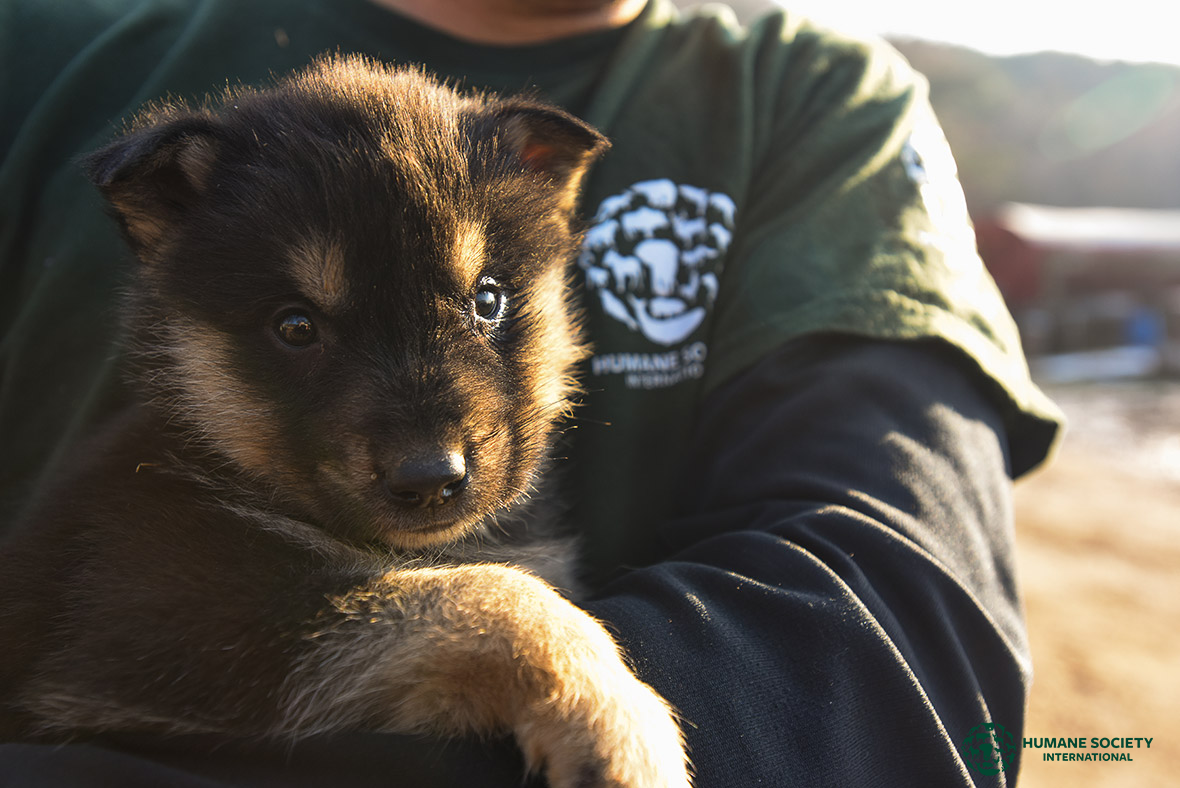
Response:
[0,56,689,787]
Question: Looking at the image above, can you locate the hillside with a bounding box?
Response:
[890,39,1180,213]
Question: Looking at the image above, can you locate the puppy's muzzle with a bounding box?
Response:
[382,449,469,509]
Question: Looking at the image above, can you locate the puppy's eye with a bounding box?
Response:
[473,280,507,323]
[275,312,317,347]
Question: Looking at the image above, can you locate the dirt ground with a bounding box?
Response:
[1012,382,1180,787]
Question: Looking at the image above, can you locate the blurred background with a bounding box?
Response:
[681,1,1179,785]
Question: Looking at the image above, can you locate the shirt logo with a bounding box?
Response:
[580,179,735,347]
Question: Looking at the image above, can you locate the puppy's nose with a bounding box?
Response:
[383,450,468,508]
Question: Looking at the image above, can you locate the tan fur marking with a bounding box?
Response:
[523,263,586,421]
[289,239,349,312]
[454,220,487,285]
[168,324,285,478]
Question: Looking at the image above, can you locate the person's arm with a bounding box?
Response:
[588,334,1029,787]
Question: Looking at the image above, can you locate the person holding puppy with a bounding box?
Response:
[0,0,1059,785]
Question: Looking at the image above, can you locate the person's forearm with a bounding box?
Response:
[587,336,1027,787]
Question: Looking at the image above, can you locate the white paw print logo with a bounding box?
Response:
[580,179,735,346]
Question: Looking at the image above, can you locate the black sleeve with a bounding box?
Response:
[586,335,1029,787]
[0,336,1029,787]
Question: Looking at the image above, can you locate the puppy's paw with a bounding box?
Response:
[513,629,691,788]
[394,565,691,786]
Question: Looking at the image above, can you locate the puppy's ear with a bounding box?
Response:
[81,114,221,261]
[492,101,609,213]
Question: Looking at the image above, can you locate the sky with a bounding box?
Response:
[774,0,1179,67]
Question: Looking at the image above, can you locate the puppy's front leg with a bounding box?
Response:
[290,564,691,788]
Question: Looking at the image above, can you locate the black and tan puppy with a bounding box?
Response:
[0,56,690,787]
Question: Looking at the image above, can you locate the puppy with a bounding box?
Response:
[0,56,690,788]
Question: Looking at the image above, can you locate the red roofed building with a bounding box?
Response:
[976,203,1180,363]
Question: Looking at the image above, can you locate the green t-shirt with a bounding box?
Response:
[0,0,1060,579]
